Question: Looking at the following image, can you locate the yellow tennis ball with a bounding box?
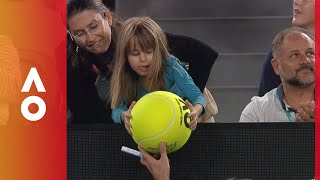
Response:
[131,91,191,154]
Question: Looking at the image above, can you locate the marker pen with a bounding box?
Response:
[121,146,142,158]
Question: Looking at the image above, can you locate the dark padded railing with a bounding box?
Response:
[67,123,314,180]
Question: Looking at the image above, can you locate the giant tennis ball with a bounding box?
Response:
[130,91,191,154]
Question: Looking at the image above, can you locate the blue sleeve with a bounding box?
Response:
[258,49,281,97]
[168,56,207,109]
[112,103,128,124]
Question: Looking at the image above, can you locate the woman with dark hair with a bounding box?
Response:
[67,0,218,124]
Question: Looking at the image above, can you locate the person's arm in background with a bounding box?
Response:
[165,33,218,92]
[258,49,281,97]
[0,36,21,125]
[138,142,170,180]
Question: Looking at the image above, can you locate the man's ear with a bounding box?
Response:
[271,58,280,75]
[104,10,112,26]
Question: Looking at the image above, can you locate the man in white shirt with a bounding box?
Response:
[240,27,315,122]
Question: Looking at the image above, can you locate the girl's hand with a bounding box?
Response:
[121,101,136,134]
[185,100,203,131]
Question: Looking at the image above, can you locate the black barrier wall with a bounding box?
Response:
[67,123,314,180]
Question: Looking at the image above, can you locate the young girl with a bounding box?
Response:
[110,17,206,133]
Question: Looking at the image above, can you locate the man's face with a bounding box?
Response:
[292,0,314,29]
[273,33,315,88]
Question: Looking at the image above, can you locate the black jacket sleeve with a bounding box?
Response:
[67,35,113,124]
[165,33,218,92]
[258,49,281,96]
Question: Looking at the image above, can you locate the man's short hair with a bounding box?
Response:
[272,27,314,58]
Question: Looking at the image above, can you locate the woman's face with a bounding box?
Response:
[68,9,112,54]
[292,0,314,29]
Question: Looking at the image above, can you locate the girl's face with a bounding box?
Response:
[127,44,154,77]
[68,9,112,54]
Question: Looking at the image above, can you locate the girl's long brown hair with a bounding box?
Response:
[110,17,170,108]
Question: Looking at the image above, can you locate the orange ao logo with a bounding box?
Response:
[21,68,46,121]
